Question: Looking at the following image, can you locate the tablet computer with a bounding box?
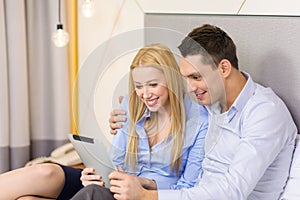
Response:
[68,133,116,188]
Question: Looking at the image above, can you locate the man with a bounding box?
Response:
[93,24,298,199]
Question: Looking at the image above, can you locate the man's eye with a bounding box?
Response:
[193,76,201,80]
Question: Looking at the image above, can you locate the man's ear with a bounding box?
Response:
[218,59,231,78]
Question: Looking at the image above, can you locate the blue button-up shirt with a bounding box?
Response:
[158,72,297,199]
[109,95,208,189]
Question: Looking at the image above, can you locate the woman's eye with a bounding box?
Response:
[149,83,158,87]
[135,85,142,89]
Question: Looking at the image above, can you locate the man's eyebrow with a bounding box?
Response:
[186,72,201,78]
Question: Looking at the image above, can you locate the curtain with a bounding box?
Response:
[0,0,71,172]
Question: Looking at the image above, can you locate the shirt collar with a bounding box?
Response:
[136,108,151,125]
[231,71,256,112]
[206,71,256,123]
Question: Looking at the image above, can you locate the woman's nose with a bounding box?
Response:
[142,86,151,99]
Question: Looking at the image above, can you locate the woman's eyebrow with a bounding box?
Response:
[134,79,161,84]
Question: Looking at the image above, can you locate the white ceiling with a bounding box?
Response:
[136,0,300,16]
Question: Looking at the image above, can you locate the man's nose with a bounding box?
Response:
[186,79,196,93]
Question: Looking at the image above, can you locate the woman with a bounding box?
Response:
[0,43,207,200]
[71,43,208,199]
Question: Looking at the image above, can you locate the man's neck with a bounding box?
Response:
[225,70,247,110]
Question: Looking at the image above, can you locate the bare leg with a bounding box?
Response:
[0,163,64,200]
[17,196,55,200]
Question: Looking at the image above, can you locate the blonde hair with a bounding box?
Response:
[126,43,186,175]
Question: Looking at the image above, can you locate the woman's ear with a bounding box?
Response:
[218,59,231,78]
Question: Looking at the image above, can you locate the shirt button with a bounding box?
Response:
[210,160,215,165]
[207,172,212,176]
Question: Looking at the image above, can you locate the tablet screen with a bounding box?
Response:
[68,133,116,188]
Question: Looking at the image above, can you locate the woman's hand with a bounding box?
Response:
[80,167,105,187]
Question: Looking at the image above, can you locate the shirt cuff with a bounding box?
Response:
[158,190,181,200]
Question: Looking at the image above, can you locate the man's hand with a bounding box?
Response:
[109,109,127,135]
[80,167,105,187]
[109,167,158,200]
[109,170,146,200]
[137,177,157,190]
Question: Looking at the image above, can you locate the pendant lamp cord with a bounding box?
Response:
[58,0,61,24]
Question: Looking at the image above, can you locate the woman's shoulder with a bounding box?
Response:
[183,95,208,144]
[119,94,129,109]
[183,94,208,120]
[183,95,208,136]
[118,94,130,127]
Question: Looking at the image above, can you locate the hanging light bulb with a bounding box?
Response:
[82,0,94,18]
[52,0,70,47]
[52,24,70,47]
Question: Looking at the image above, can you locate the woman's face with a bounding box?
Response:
[132,66,170,113]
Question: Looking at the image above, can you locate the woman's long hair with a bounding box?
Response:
[125,43,186,175]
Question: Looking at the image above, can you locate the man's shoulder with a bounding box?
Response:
[249,83,287,112]
[241,83,297,135]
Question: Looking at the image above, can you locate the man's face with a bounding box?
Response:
[180,54,226,106]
